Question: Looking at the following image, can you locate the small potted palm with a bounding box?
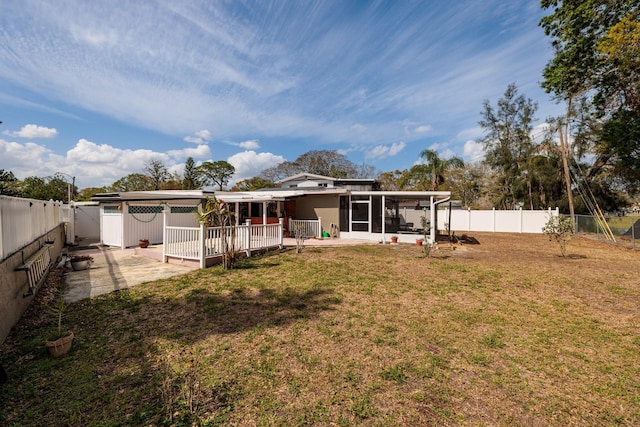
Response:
[45,286,74,357]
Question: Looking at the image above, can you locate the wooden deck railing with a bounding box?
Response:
[163,219,284,268]
[289,218,321,238]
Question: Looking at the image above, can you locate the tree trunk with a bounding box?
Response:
[558,118,575,226]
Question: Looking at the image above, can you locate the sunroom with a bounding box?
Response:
[337,191,452,244]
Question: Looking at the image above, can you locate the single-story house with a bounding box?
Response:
[92,174,451,247]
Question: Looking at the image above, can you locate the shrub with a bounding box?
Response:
[542,215,575,257]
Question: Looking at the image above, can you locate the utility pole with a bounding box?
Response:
[558,118,575,226]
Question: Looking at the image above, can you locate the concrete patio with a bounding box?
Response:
[64,245,195,302]
[63,237,375,302]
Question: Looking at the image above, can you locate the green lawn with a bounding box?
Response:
[1,233,639,426]
[606,214,640,234]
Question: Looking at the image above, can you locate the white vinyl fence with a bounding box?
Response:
[0,195,70,261]
[440,207,560,234]
[164,219,284,268]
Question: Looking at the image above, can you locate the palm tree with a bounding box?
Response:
[411,149,464,191]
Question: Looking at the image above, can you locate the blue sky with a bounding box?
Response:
[0,0,561,189]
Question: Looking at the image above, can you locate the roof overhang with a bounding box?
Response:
[92,190,215,203]
[217,188,347,202]
[350,190,451,199]
[276,173,336,184]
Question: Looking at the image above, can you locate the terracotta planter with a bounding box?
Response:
[416,239,423,246]
[390,236,398,244]
[45,332,74,357]
[70,256,93,271]
[71,260,90,271]
[139,239,150,248]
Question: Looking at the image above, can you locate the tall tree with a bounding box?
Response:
[20,175,69,201]
[0,169,19,196]
[144,159,169,190]
[376,170,412,191]
[540,1,640,191]
[231,177,274,191]
[446,163,489,209]
[294,150,358,178]
[478,84,539,209]
[409,149,464,191]
[110,173,155,192]
[182,157,201,190]
[596,13,640,111]
[76,187,109,201]
[260,150,373,181]
[197,160,235,191]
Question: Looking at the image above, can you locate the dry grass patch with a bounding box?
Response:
[1,233,639,425]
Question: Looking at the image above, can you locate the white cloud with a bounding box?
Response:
[351,124,368,133]
[227,150,285,182]
[3,124,58,139]
[531,122,551,143]
[167,144,211,159]
[0,138,53,174]
[440,148,456,159]
[238,139,260,150]
[183,130,212,144]
[69,25,118,46]
[414,125,432,134]
[388,142,406,156]
[60,139,182,187]
[456,126,483,141]
[1,136,286,189]
[365,141,406,160]
[463,140,485,163]
[67,139,168,173]
[427,142,447,152]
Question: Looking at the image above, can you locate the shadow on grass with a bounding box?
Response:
[233,261,282,270]
[0,281,342,424]
[179,286,339,335]
[59,283,342,348]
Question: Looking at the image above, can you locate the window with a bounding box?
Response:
[128,205,163,214]
[171,206,198,214]
[371,196,382,233]
[351,196,370,232]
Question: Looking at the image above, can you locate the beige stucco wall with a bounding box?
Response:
[295,195,340,235]
[0,225,65,344]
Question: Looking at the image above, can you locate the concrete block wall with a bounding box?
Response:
[0,224,65,344]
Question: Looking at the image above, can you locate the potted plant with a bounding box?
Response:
[70,255,93,271]
[45,286,73,357]
[416,238,423,246]
[139,239,150,248]
[390,236,398,244]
